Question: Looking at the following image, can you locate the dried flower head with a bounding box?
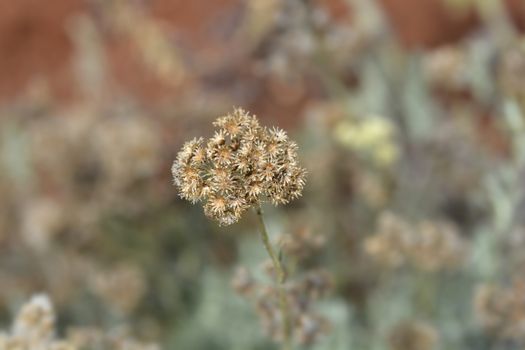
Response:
[12,294,55,347]
[0,294,71,350]
[0,294,159,350]
[172,108,307,225]
[233,265,333,346]
[231,267,257,297]
[388,320,438,350]
[279,226,326,260]
[90,264,146,315]
[365,212,468,272]
[364,212,413,268]
[294,313,331,346]
[474,280,525,340]
[423,45,467,91]
[67,326,160,350]
[408,220,467,272]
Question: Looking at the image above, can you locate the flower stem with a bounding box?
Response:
[254,204,292,350]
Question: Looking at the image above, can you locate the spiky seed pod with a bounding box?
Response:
[172,108,307,225]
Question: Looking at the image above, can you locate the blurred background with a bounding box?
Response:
[1,0,525,349]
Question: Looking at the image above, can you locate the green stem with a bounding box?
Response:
[255,204,292,350]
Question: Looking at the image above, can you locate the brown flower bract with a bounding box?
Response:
[172,108,306,225]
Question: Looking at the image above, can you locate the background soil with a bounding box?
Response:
[0,0,523,103]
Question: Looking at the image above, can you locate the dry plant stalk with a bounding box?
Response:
[172,107,307,349]
[255,204,292,349]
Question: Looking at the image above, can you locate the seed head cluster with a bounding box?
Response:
[172,108,307,225]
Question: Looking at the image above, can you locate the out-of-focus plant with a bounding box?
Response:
[0,294,159,350]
